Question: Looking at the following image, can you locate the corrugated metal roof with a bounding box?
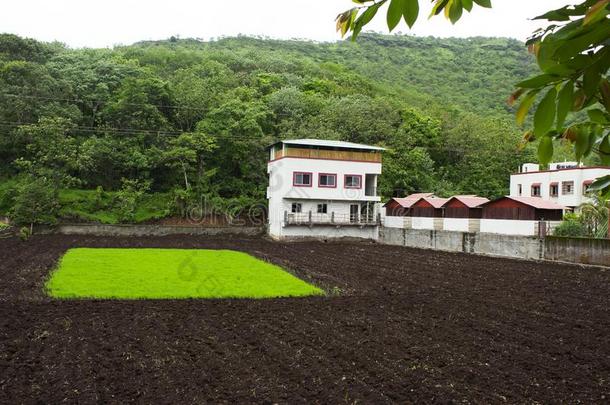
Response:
[386,193,434,208]
[444,195,490,208]
[420,197,449,209]
[274,139,385,151]
[489,196,567,210]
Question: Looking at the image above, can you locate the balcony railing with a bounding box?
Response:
[285,211,380,226]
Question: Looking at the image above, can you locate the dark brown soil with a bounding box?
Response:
[0,235,608,403]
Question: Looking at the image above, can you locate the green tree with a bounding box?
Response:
[13,117,80,186]
[10,176,60,227]
[162,131,217,191]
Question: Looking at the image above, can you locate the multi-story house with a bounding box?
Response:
[510,162,610,209]
[267,139,384,240]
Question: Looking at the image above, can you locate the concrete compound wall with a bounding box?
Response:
[545,236,610,266]
[54,223,608,267]
[380,227,544,261]
[56,224,264,237]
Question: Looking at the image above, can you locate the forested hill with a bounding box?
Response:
[195,34,537,118]
[0,33,549,225]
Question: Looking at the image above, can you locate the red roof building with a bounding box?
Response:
[481,196,566,221]
[442,195,490,218]
[384,193,434,216]
[410,197,449,218]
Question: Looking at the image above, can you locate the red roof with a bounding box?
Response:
[443,195,490,208]
[420,197,449,209]
[385,193,434,208]
[486,196,567,210]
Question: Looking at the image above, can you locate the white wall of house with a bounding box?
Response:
[267,150,382,240]
[510,165,610,208]
[279,224,379,240]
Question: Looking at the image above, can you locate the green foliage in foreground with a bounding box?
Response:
[46,248,324,299]
[338,0,610,196]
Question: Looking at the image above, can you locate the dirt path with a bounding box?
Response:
[1,235,608,403]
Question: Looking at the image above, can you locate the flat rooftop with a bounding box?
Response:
[270,139,385,151]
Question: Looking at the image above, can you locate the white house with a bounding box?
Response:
[267,139,384,240]
[510,162,610,209]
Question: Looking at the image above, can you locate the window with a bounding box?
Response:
[583,181,593,194]
[317,203,328,214]
[518,184,522,196]
[562,181,574,195]
[318,173,337,188]
[291,203,302,213]
[293,172,312,187]
[550,183,559,197]
[531,184,541,197]
[344,174,362,189]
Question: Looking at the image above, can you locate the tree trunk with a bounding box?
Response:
[181,161,190,190]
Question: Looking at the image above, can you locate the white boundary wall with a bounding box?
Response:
[443,218,470,232]
[411,217,435,230]
[383,216,561,236]
[480,219,537,236]
[384,216,407,228]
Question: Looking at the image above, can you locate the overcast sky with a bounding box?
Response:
[2,0,559,48]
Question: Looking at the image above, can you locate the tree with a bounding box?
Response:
[10,176,60,227]
[162,131,217,191]
[13,117,80,186]
[337,0,610,195]
[579,192,609,237]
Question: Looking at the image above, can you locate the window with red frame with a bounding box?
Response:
[293,172,312,187]
[344,175,362,189]
[318,173,336,188]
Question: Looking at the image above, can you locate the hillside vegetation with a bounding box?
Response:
[0,33,558,224]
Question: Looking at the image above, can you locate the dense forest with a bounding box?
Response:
[0,32,581,225]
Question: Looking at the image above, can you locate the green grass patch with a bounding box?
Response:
[46,248,324,299]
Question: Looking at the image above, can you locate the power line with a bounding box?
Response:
[0,92,211,112]
[0,119,532,156]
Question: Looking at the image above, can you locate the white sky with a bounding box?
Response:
[2,0,559,48]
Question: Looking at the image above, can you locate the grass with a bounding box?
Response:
[46,248,324,299]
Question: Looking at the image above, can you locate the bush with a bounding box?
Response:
[10,177,60,226]
[19,226,31,241]
[553,214,586,237]
[115,179,151,223]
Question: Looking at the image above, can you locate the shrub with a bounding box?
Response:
[553,214,586,238]
[115,179,151,223]
[19,226,31,241]
[10,176,60,227]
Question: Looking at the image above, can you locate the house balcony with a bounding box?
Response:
[284,212,380,227]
